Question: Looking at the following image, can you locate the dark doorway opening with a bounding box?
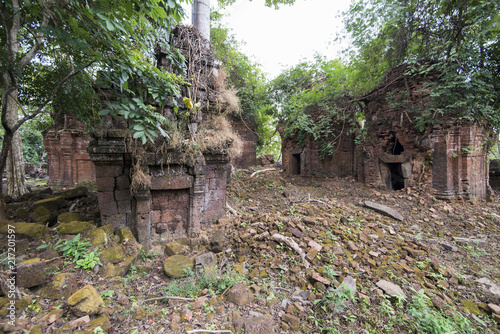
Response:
[291,154,301,175]
[388,163,404,190]
[388,132,404,155]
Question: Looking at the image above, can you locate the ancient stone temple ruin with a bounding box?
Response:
[281,64,491,200]
[280,102,357,177]
[43,115,95,186]
[88,26,241,247]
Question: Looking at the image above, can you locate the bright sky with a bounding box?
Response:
[182,0,352,79]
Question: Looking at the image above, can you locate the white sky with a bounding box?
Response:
[182,0,352,79]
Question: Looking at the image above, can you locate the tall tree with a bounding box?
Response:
[341,0,500,129]
[0,0,189,197]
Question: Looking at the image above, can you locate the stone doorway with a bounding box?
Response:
[291,153,301,175]
[388,163,405,190]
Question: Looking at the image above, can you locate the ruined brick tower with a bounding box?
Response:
[280,64,491,200]
[88,26,241,248]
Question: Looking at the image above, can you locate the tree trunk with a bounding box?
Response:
[192,0,211,41]
[1,90,27,198]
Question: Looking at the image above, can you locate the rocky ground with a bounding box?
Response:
[0,168,500,333]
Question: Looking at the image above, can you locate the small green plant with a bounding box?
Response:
[100,290,115,300]
[55,234,92,262]
[75,247,102,271]
[93,326,106,334]
[140,249,159,261]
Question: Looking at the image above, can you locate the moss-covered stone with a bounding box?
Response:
[164,241,189,256]
[2,221,49,239]
[58,212,83,224]
[16,258,50,288]
[100,224,114,235]
[67,285,103,316]
[133,307,147,320]
[116,226,137,244]
[114,249,141,277]
[461,299,484,315]
[58,221,95,234]
[101,246,124,264]
[86,228,108,245]
[40,273,79,300]
[61,187,88,200]
[30,205,51,223]
[83,316,111,333]
[163,255,194,278]
[33,196,65,212]
[13,206,29,220]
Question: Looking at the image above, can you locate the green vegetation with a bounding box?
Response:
[210,12,280,158]
[39,233,102,272]
[162,267,244,298]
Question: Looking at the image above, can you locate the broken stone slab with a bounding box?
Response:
[338,275,357,295]
[67,285,104,316]
[375,279,406,298]
[16,258,51,288]
[164,241,189,256]
[452,236,487,247]
[476,277,500,298]
[364,201,404,221]
[194,252,216,270]
[439,243,458,252]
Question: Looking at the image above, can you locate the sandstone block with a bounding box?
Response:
[67,285,104,316]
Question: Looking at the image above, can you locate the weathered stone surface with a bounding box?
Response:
[476,277,500,298]
[16,258,50,288]
[338,275,357,295]
[116,226,137,244]
[0,222,47,238]
[164,241,189,256]
[488,303,500,315]
[40,273,79,300]
[240,314,275,334]
[67,285,104,316]
[86,228,108,245]
[452,237,487,247]
[194,252,216,270]
[461,299,483,315]
[58,212,83,224]
[163,255,193,278]
[87,316,111,332]
[30,206,52,223]
[113,247,142,277]
[32,196,65,212]
[61,187,88,200]
[364,201,404,221]
[209,228,225,253]
[101,245,124,264]
[58,221,95,234]
[226,283,254,306]
[37,309,64,328]
[376,280,406,298]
